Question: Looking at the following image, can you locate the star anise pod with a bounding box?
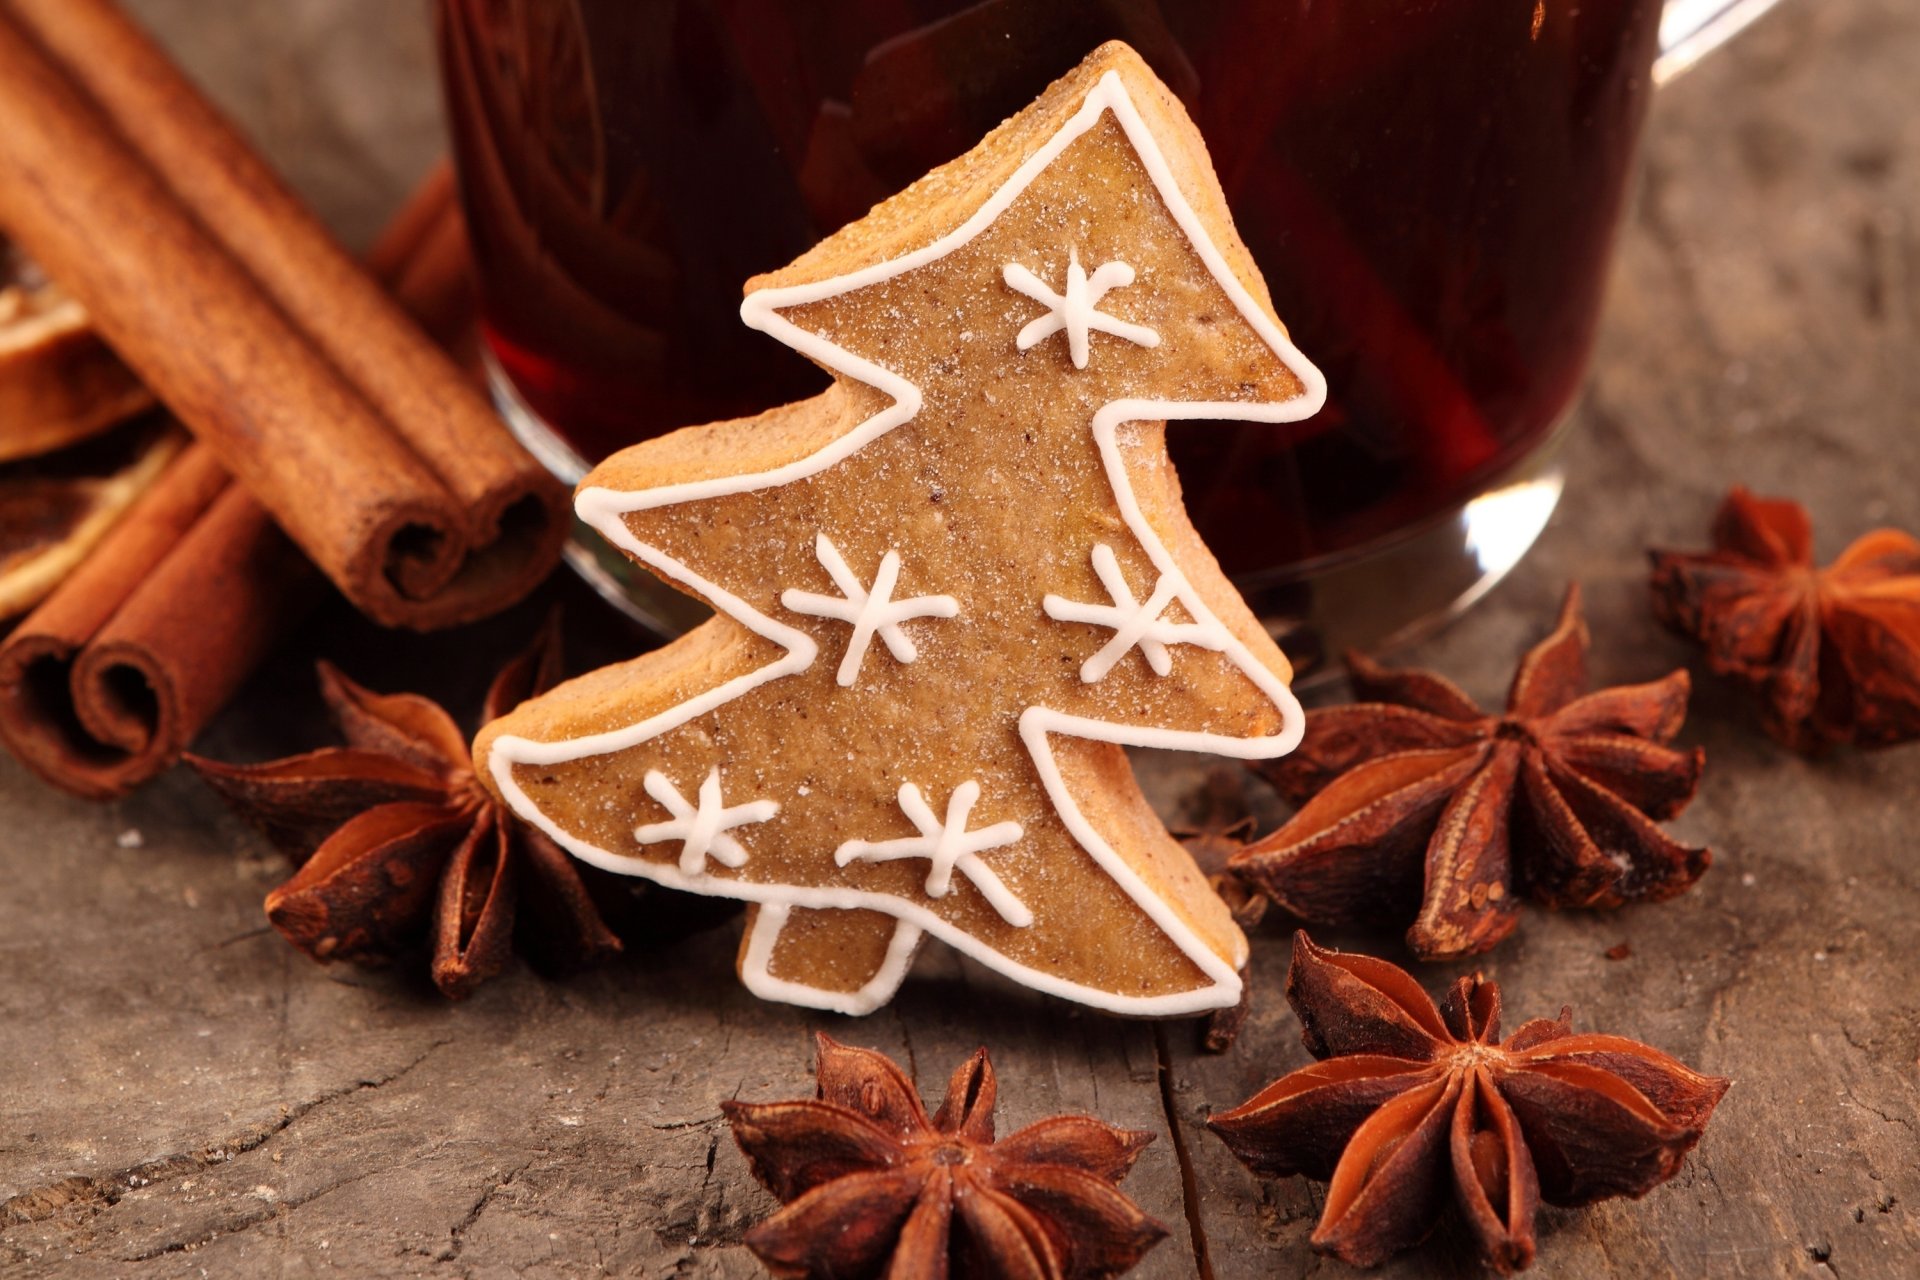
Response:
[187,615,621,998]
[1231,586,1708,959]
[1207,933,1728,1273]
[1170,763,1267,928]
[1649,486,1920,751]
[722,1033,1168,1279]
[1166,765,1268,1052]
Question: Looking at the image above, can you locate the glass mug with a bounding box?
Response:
[435,0,1779,674]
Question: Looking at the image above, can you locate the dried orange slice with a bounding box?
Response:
[1,245,154,465]
[0,416,184,620]
[1,240,175,620]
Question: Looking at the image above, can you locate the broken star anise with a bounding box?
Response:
[187,616,621,998]
[1170,763,1267,929]
[1207,933,1728,1273]
[1232,586,1708,960]
[722,1033,1168,1279]
[1169,765,1267,1053]
[1649,486,1920,752]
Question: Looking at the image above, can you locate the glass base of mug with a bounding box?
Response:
[485,353,713,638]
[487,354,1567,687]
[1235,421,1570,688]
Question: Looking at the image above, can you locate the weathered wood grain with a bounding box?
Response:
[3,0,1918,1276]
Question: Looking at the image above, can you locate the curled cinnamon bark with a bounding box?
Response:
[0,445,302,798]
[0,273,151,464]
[0,168,476,799]
[0,1,564,629]
[361,164,481,375]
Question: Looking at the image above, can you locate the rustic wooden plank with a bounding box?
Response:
[0,749,1191,1276]
[4,0,1919,1277]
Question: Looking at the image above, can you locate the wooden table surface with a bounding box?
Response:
[4,1,1918,1276]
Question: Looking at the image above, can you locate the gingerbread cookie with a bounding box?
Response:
[475,41,1326,1016]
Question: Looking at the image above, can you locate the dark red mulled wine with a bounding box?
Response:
[437,0,1660,580]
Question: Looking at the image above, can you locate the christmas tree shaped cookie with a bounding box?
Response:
[475,42,1326,1015]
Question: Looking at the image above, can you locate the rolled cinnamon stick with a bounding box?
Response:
[0,5,565,630]
[369,159,476,360]
[0,444,305,798]
[0,167,478,799]
[371,165,483,377]
[363,161,461,285]
[77,484,304,758]
[8,0,546,548]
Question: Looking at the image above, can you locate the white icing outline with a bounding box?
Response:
[781,533,959,687]
[835,781,1030,927]
[489,68,1325,1017]
[739,904,925,1016]
[632,767,778,875]
[1045,542,1230,681]
[1004,249,1160,368]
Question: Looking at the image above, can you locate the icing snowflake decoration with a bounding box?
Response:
[1004,249,1160,369]
[836,781,1030,927]
[482,55,1328,1019]
[1045,543,1229,681]
[781,534,958,686]
[633,767,778,875]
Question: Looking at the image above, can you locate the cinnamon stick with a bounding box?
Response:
[368,159,477,361]
[363,161,462,286]
[0,168,477,799]
[0,3,565,630]
[9,0,531,526]
[0,444,301,798]
[363,162,481,371]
